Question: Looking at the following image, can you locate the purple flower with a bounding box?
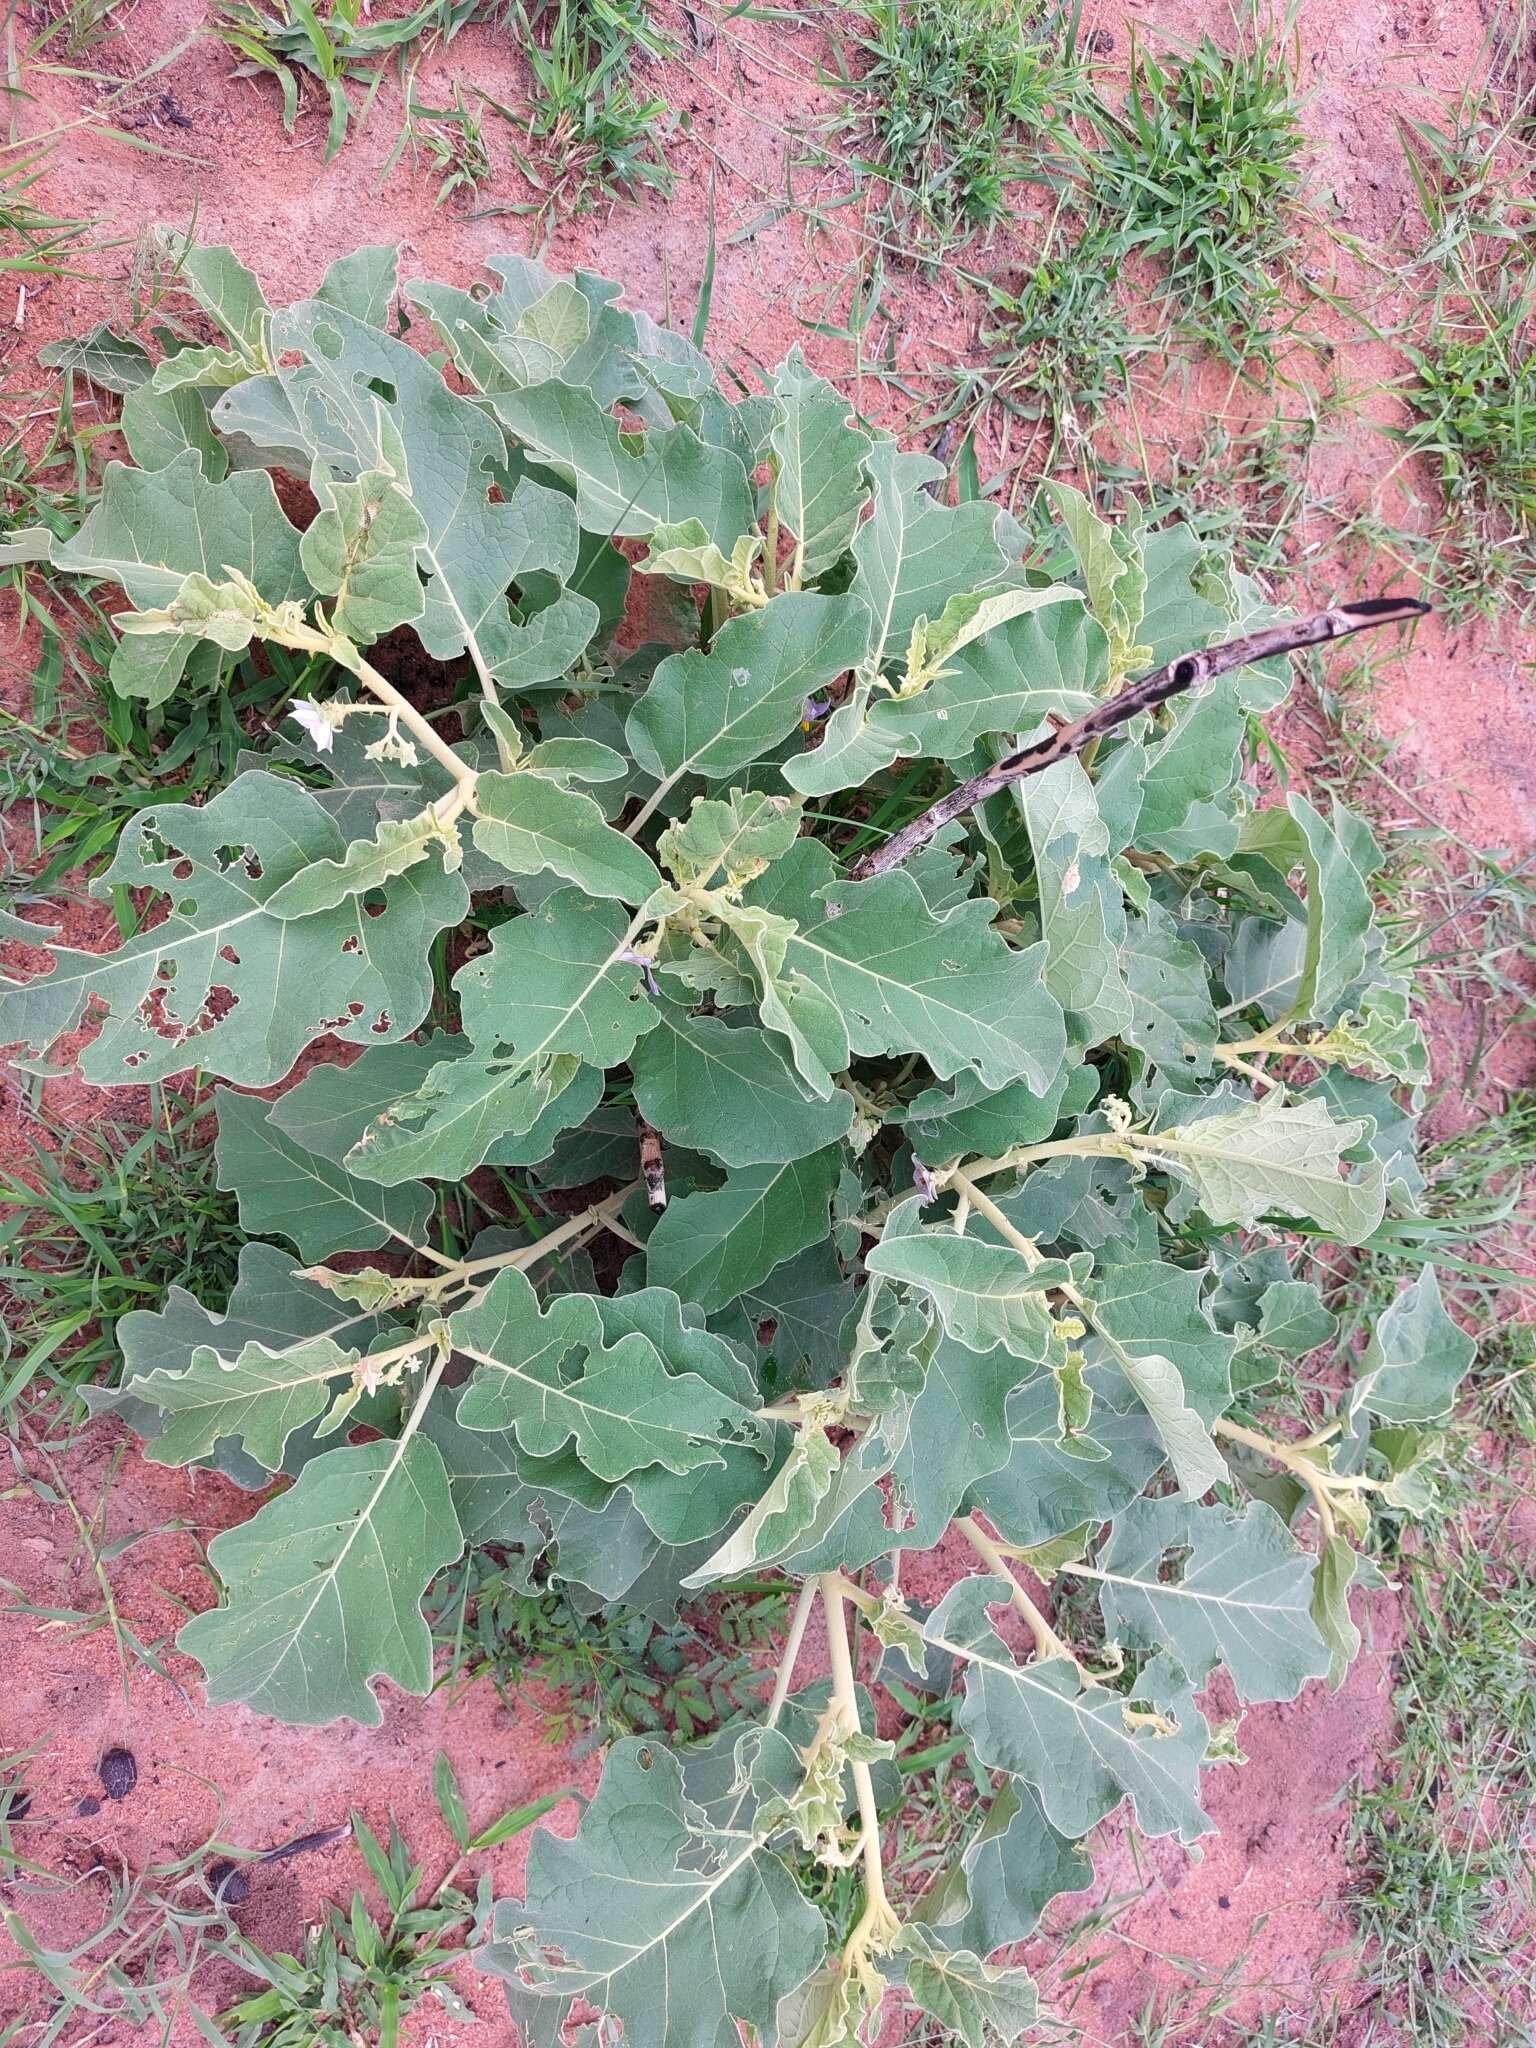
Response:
[802,696,832,724]
[619,948,661,997]
[912,1159,938,1204]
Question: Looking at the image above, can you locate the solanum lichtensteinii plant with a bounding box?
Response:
[2,237,1472,2048]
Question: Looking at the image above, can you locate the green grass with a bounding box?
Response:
[822,0,1081,266]
[938,213,1154,481]
[494,0,676,217]
[1398,295,1536,621]
[0,1092,243,1416]
[1084,18,1308,364]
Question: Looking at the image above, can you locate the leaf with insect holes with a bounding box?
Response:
[483,1735,827,2048]
[1087,1496,1331,1701]
[0,771,466,1087]
[178,1433,463,1726]
[215,304,599,689]
[897,1932,1039,2048]
[298,465,428,643]
[489,378,756,550]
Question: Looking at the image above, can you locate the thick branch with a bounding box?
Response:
[848,596,1429,881]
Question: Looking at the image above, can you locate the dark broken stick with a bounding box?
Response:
[847,596,1430,882]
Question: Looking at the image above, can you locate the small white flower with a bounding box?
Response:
[289,697,337,753]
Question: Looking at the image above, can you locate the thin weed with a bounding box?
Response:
[431,1549,789,1743]
[403,84,493,205]
[1347,1458,1536,2045]
[1396,292,1536,621]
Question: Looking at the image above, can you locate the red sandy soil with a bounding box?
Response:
[1,0,1532,2041]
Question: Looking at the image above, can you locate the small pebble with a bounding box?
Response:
[99,1748,138,1802]
[77,1796,102,1817]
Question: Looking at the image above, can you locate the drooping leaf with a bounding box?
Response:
[472,770,662,904]
[1287,793,1382,1024]
[1016,759,1134,1048]
[927,1578,1213,1843]
[124,1334,359,1472]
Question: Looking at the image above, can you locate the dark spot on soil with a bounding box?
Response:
[206,1859,251,1904]
[76,1796,101,1817]
[99,1747,138,1801]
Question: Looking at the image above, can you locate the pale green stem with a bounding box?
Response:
[955,1515,1078,1666]
[763,1578,819,1729]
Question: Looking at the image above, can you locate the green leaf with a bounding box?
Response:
[213,1084,432,1261]
[0,771,466,1086]
[684,1422,841,1585]
[627,593,870,793]
[178,1434,463,1725]
[1349,1267,1475,1424]
[631,1006,853,1166]
[263,809,463,920]
[1287,794,1382,1023]
[217,305,598,689]
[964,1366,1165,1547]
[124,1333,358,1471]
[1310,1534,1362,1689]
[345,1049,591,1188]
[473,771,662,905]
[1143,1092,1387,1244]
[299,466,428,643]
[1251,1279,1339,1354]
[851,441,1011,670]
[769,349,872,582]
[866,1226,1080,1361]
[1047,480,1147,676]
[484,1735,827,2048]
[455,889,659,1068]
[1087,1497,1331,1701]
[1016,760,1133,1047]
[162,235,272,356]
[450,1269,767,1487]
[927,1578,1212,1843]
[52,452,307,705]
[645,1149,841,1312]
[915,1780,1086,1957]
[1122,901,1218,1077]
[490,378,755,549]
[748,842,1065,1093]
[899,1935,1038,2048]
